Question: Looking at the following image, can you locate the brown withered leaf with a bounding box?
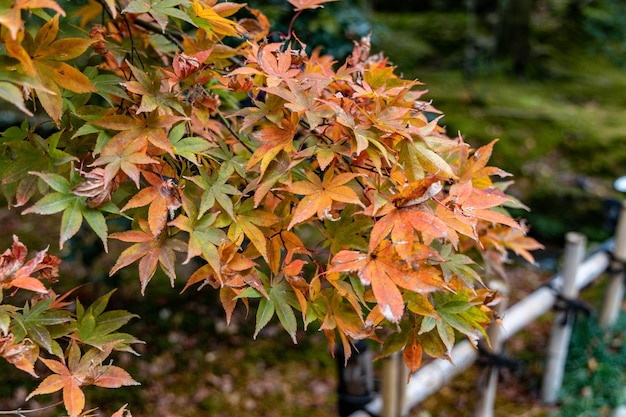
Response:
[0,235,58,294]
[0,334,39,377]
[72,167,120,208]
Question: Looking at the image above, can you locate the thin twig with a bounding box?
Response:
[0,401,64,415]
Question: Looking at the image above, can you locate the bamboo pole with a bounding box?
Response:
[474,280,510,417]
[541,232,587,404]
[381,353,399,417]
[349,242,613,417]
[600,201,626,328]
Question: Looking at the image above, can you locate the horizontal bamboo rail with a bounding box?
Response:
[351,239,615,417]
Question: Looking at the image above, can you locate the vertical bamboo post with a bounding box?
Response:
[541,232,587,404]
[600,200,626,328]
[382,353,399,417]
[474,280,509,417]
[381,351,409,417]
[397,355,409,417]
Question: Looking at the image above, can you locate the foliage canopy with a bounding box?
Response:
[0,0,541,415]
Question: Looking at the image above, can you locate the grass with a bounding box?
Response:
[372,11,626,243]
[553,312,626,416]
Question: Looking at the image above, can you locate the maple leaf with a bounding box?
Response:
[22,172,110,251]
[247,114,299,176]
[0,0,65,40]
[456,139,511,186]
[187,162,242,220]
[403,327,423,378]
[480,222,544,265]
[0,235,56,294]
[109,218,186,294]
[433,291,490,348]
[168,192,225,270]
[74,290,142,354]
[369,203,450,260]
[190,0,246,39]
[287,169,363,229]
[89,131,160,188]
[439,181,521,240]
[111,404,132,417]
[122,171,182,238]
[71,167,120,209]
[329,240,445,323]
[183,240,267,323]
[263,79,333,130]
[229,199,280,262]
[287,0,339,12]
[322,205,372,253]
[26,342,138,417]
[2,14,95,124]
[123,0,195,33]
[0,333,39,377]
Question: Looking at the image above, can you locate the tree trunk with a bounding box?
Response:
[495,0,533,75]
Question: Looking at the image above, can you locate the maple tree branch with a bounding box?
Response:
[0,401,64,415]
[94,0,184,50]
[216,109,255,154]
[131,18,184,50]
[286,10,304,40]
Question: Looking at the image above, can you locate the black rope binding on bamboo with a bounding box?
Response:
[476,345,521,373]
[541,280,593,326]
[605,250,626,281]
[553,293,592,326]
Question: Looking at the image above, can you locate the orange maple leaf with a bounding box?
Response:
[2,14,95,124]
[0,1,65,40]
[456,139,511,186]
[329,240,445,323]
[287,169,363,229]
[121,171,182,237]
[287,0,339,11]
[0,334,39,377]
[370,203,450,260]
[26,342,138,417]
[109,218,186,294]
[441,181,520,239]
[247,114,299,175]
[89,133,159,188]
[182,241,267,323]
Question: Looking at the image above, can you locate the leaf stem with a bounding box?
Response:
[286,10,304,40]
[0,401,64,415]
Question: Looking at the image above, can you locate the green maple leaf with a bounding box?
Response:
[11,298,72,357]
[74,290,142,354]
[437,243,483,285]
[188,162,242,219]
[22,172,109,250]
[1,135,50,207]
[168,192,225,267]
[434,291,490,346]
[322,205,372,253]
[168,122,214,164]
[254,281,299,343]
[123,0,194,32]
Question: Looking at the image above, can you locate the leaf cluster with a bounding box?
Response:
[0,236,139,417]
[0,0,542,404]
